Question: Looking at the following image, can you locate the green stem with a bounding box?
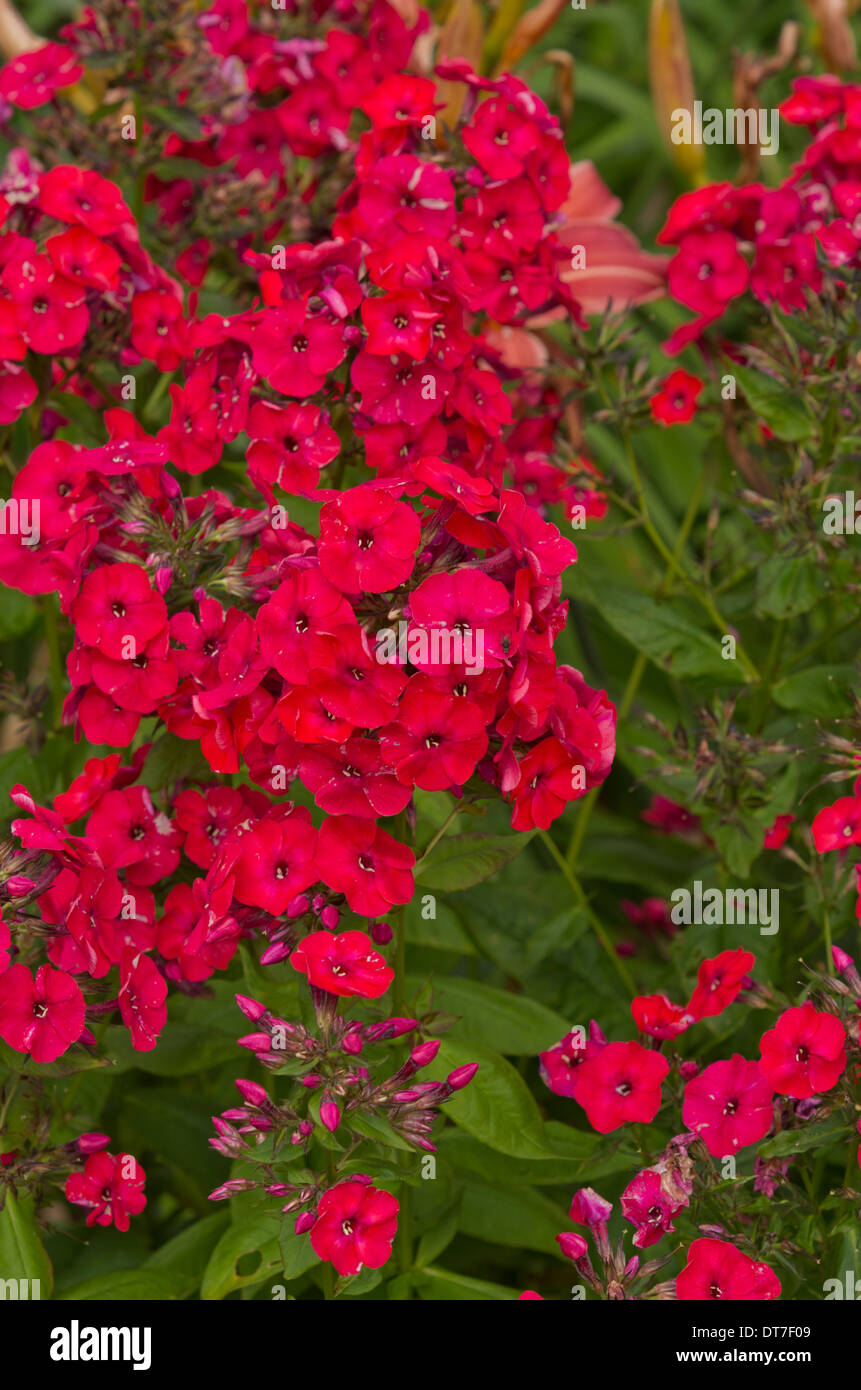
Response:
[539,829,636,995]
[415,801,462,866]
[396,1184,413,1279]
[621,431,760,682]
[749,620,786,733]
[564,472,704,867]
[393,902,406,1018]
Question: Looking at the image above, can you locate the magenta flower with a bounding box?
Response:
[309,1180,399,1277]
[682,1055,774,1156]
[0,962,84,1063]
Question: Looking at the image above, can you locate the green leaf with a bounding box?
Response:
[424,1039,554,1159]
[755,552,824,620]
[415,1201,460,1268]
[415,831,535,891]
[139,733,213,792]
[0,1038,111,1080]
[56,1269,185,1301]
[410,1266,521,1300]
[568,570,747,682]
[142,1212,229,1299]
[0,1192,53,1298]
[337,1265,384,1297]
[438,1125,635,1185]
[732,363,814,443]
[758,1119,852,1160]
[459,1180,569,1257]
[201,1216,284,1300]
[51,391,106,444]
[773,665,857,719]
[0,589,36,640]
[406,974,570,1054]
[348,1109,417,1153]
[148,105,204,141]
[277,1224,319,1282]
[103,1022,238,1076]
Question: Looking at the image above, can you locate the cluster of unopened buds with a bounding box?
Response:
[206,927,476,1279]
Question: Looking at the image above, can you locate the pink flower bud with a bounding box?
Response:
[295,1211,315,1235]
[209,1179,256,1201]
[287,894,310,919]
[446,1063,478,1090]
[154,566,173,594]
[76,1132,111,1154]
[235,994,267,1021]
[301,1073,322,1089]
[411,1039,440,1068]
[312,893,327,914]
[320,1100,341,1132]
[237,1032,271,1051]
[320,904,340,930]
[569,1188,613,1228]
[679,1060,700,1081]
[259,940,293,966]
[342,1032,363,1055]
[6,876,34,897]
[364,1017,418,1042]
[235,1079,268,1106]
[556,1232,589,1260]
[371,921,393,945]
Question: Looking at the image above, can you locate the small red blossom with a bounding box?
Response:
[290,930,394,999]
[309,1180,399,1277]
[758,1004,846,1098]
[649,369,703,425]
[65,1151,146,1232]
[676,1237,781,1301]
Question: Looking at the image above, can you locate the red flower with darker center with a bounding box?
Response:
[667,230,749,315]
[232,813,318,915]
[118,948,167,1053]
[39,165,132,238]
[687,947,754,1020]
[0,44,82,109]
[2,250,88,355]
[759,1003,846,1098]
[290,929,394,998]
[257,571,355,684]
[309,1179,399,1277]
[380,685,489,791]
[676,1237,780,1301]
[812,795,861,852]
[71,562,167,660]
[649,369,703,426]
[572,1039,669,1134]
[316,815,415,918]
[318,487,420,594]
[0,962,84,1063]
[682,1055,774,1156]
[632,993,695,1041]
[297,736,411,820]
[65,1151,147,1232]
